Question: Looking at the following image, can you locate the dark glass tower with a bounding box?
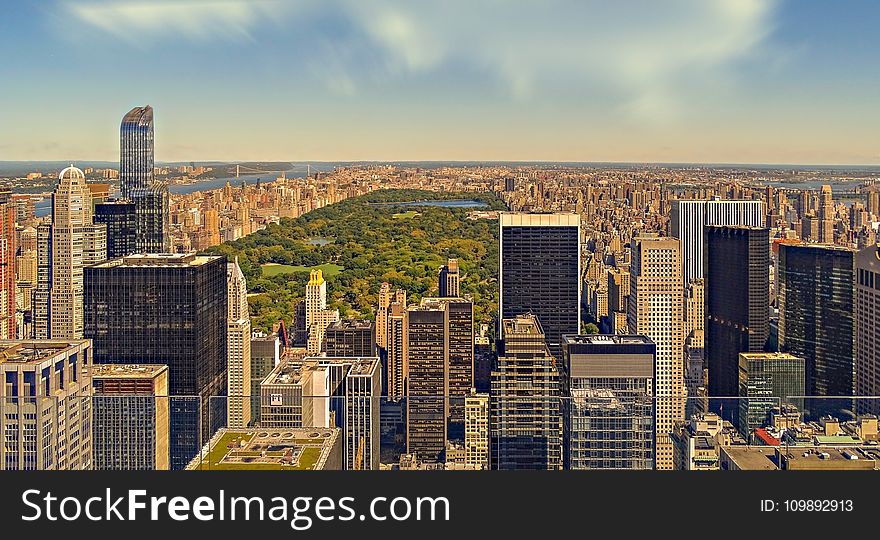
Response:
[705,226,770,409]
[406,304,447,463]
[324,319,376,357]
[84,253,228,470]
[778,243,855,418]
[120,105,170,253]
[120,106,154,199]
[499,213,581,359]
[94,200,137,258]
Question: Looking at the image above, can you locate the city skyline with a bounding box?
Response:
[1,1,879,165]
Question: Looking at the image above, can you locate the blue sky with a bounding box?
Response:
[0,0,878,164]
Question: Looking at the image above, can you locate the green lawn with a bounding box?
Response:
[392,210,420,219]
[261,263,344,277]
[197,431,326,471]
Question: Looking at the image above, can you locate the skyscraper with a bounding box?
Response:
[94,200,137,259]
[0,190,16,339]
[737,352,805,436]
[120,106,169,253]
[464,392,489,470]
[386,294,408,401]
[249,330,280,423]
[705,226,770,410]
[343,357,382,470]
[84,253,227,470]
[778,243,855,418]
[305,269,339,354]
[406,301,447,463]
[670,199,765,287]
[375,282,393,350]
[855,245,880,416]
[628,235,684,470]
[45,166,107,340]
[91,364,170,471]
[438,258,460,297]
[490,314,562,470]
[562,334,656,470]
[499,213,581,358]
[227,258,252,429]
[818,185,835,244]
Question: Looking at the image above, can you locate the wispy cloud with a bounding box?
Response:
[62,0,283,44]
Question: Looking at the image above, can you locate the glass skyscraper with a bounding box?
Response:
[120,105,170,253]
[499,213,581,359]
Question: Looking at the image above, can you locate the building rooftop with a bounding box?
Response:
[262,359,318,387]
[90,364,168,378]
[187,428,340,471]
[502,314,544,336]
[500,212,580,227]
[326,319,374,331]
[562,334,652,345]
[92,252,220,268]
[721,446,779,470]
[0,340,89,365]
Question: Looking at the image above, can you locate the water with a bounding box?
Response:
[373,199,489,208]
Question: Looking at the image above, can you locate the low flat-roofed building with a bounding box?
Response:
[187,427,342,470]
[777,447,880,470]
[719,446,779,471]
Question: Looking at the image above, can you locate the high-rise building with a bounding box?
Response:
[120,106,169,253]
[499,213,581,358]
[856,245,880,416]
[628,235,684,470]
[464,392,489,470]
[84,253,227,470]
[491,314,562,470]
[120,106,154,198]
[33,224,51,339]
[562,334,656,470]
[0,340,93,470]
[818,185,835,244]
[324,319,376,357]
[705,226,770,414]
[438,258,460,297]
[406,301,447,462]
[375,282,393,350]
[227,258,252,429]
[0,190,16,339]
[386,297,408,401]
[91,364,170,470]
[45,166,107,340]
[737,352,805,436]
[249,330,280,422]
[94,200,137,259]
[778,243,855,418]
[305,269,339,354]
[670,199,765,287]
[343,357,382,470]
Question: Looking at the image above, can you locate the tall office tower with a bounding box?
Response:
[121,106,169,253]
[778,243,855,418]
[669,199,765,287]
[490,314,562,470]
[48,166,107,340]
[94,200,137,258]
[33,224,51,339]
[84,253,227,470]
[856,245,880,416]
[705,227,769,410]
[375,282,393,350]
[120,106,154,198]
[684,279,705,340]
[562,335,656,470]
[227,259,252,429]
[305,269,339,354]
[0,340,92,470]
[406,302,447,462]
[737,353,805,436]
[344,357,382,470]
[499,213,581,358]
[387,299,408,401]
[91,364,170,470]
[438,258,460,297]
[818,185,835,244]
[0,191,15,339]
[607,267,629,313]
[324,319,376,357]
[249,330,280,422]
[132,183,170,253]
[464,392,490,469]
[628,235,684,470]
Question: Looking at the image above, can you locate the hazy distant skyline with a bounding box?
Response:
[1,0,878,165]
